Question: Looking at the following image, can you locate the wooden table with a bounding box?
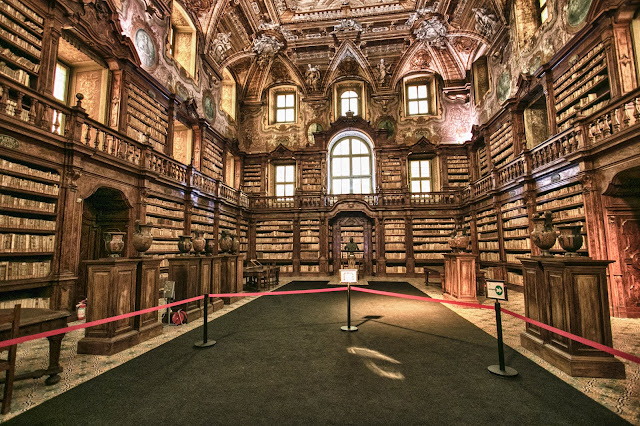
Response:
[244,265,280,289]
[0,308,70,385]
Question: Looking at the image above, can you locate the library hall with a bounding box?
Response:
[0,0,639,423]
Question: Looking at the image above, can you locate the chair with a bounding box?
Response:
[0,304,21,414]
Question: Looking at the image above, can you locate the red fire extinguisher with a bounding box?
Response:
[76,299,87,321]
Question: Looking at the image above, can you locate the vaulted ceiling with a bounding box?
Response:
[197,0,506,99]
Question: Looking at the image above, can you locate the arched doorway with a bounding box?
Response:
[330,212,374,277]
[77,187,132,303]
[603,166,640,318]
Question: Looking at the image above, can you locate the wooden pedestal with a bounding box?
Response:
[520,257,625,379]
[78,258,139,355]
[443,253,477,302]
[200,256,224,312]
[220,254,244,304]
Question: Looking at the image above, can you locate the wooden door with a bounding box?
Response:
[332,215,373,276]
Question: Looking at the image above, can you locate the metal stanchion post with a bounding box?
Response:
[194,294,216,348]
[488,300,517,377]
[341,284,358,332]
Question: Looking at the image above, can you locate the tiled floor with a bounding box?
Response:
[1,277,638,424]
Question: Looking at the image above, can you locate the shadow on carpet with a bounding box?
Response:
[7,281,629,426]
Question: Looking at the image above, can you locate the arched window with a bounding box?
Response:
[329,136,373,194]
[340,90,359,116]
[221,68,236,120]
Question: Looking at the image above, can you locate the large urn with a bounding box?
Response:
[230,234,240,254]
[131,220,153,255]
[219,230,233,254]
[205,238,216,255]
[192,230,206,255]
[531,212,556,256]
[557,224,583,256]
[177,235,193,255]
[104,231,126,257]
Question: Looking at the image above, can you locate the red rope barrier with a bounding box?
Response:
[1,284,638,367]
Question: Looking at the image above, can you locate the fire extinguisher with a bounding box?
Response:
[76,299,87,321]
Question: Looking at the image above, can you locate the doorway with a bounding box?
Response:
[331,213,373,276]
[77,187,131,303]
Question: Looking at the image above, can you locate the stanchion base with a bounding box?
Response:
[341,326,358,332]
[194,340,217,348]
[488,365,518,377]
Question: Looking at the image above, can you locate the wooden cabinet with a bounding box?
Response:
[135,258,162,340]
[520,257,625,378]
[78,258,139,355]
[167,256,201,318]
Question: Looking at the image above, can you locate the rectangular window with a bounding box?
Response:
[275,164,295,197]
[275,93,295,123]
[407,84,429,116]
[52,62,69,134]
[409,159,432,193]
[539,0,548,23]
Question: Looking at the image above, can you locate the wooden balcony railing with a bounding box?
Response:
[584,87,640,145]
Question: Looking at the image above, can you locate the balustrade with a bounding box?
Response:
[586,89,640,144]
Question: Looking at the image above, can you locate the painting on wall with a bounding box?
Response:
[567,0,593,27]
[497,71,511,104]
[377,118,395,139]
[135,29,156,68]
[203,92,216,122]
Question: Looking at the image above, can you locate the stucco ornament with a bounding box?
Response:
[473,8,498,38]
[414,16,449,49]
[406,2,440,27]
[211,33,232,62]
[305,64,321,91]
[334,18,363,33]
[252,34,284,63]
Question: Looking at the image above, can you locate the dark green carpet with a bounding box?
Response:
[8,281,629,425]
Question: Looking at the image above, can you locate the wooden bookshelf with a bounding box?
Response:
[238,219,248,255]
[145,195,183,256]
[256,219,293,273]
[300,159,322,192]
[191,204,215,239]
[242,162,262,193]
[477,143,489,177]
[380,155,402,190]
[299,218,319,272]
[501,197,530,287]
[0,0,43,88]
[536,181,588,256]
[412,217,454,274]
[446,155,469,188]
[476,204,500,263]
[126,82,169,152]
[202,133,224,180]
[488,121,513,170]
[554,41,610,132]
[0,153,58,285]
[383,218,405,273]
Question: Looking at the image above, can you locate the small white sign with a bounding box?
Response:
[340,269,358,283]
[486,280,507,300]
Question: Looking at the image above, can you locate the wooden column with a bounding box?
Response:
[405,214,414,274]
[376,217,386,277]
[319,214,329,274]
[292,217,301,273]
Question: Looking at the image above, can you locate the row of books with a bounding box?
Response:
[151,228,182,239]
[507,271,524,285]
[1,158,57,180]
[147,204,183,219]
[0,173,59,195]
[0,233,54,252]
[480,252,500,262]
[506,253,530,263]
[414,243,449,251]
[537,194,583,210]
[0,0,43,26]
[504,228,529,238]
[0,214,55,230]
[503,216,528,228]
[0,193,55,212]
[479,241,499,250]
[504,239,531,250]
[385,243,405,251]
[256,243,292,251]
[0,259,50,281]
[145,216,182,228]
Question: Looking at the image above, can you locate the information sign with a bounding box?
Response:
[486,280,507,301]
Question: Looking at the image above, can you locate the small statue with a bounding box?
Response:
[377,58,391,85]
[345,237,359,253]
[305,64,321,91]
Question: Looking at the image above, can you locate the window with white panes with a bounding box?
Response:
[275,164,295,198]
[538,0,548,23]
[275,93,295,123]
[409,159,432,193]
[330,137,372,194]
[340,90,359,116]
[407,83,429,116]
